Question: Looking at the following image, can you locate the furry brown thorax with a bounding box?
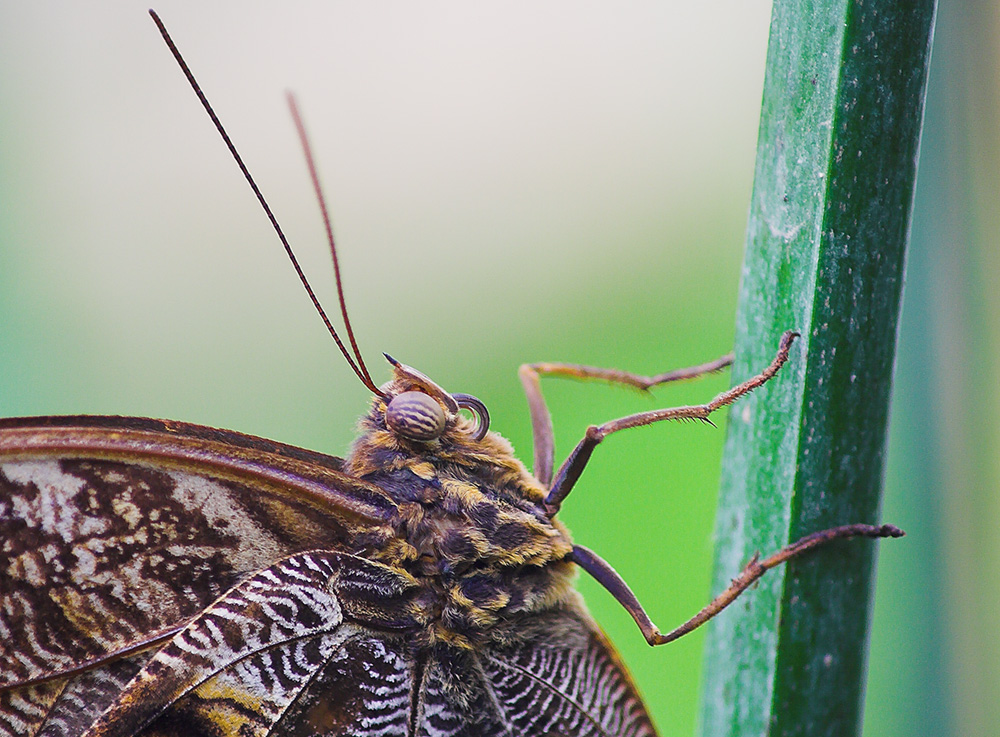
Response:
[344,364,576,650]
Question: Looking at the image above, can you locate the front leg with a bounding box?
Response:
[518,348,734,488]
[544,330,797,513]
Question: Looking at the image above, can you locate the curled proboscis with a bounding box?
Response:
[452,393,490,441]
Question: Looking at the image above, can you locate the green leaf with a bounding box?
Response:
[698,2,937,736]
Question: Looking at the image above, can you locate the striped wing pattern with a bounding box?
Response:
[5,550,651,737]
[83,550,419,737]
[420,606,655,737]
[1,655,146,737]
[480,610,654,737]
[5,553,654,737]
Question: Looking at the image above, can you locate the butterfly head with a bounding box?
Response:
[379,354,490,444]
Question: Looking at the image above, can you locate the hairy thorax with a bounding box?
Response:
[344,407,576,650]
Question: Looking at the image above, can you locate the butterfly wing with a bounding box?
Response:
[0,417,398,735]
[81,550,420,737]
[417,598,656,737]
[77,581,652,737]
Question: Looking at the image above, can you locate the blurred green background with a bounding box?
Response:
[0,3,995,736]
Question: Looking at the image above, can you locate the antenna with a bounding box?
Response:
[148,9,383,398]
[285,94,378,391]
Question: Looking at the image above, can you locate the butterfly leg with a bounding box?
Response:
[541,330,797,514]
[519,347,734,488]
[570,523,903,646]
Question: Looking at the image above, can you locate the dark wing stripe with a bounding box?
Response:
[420,666,483,737]
[469,654,516,737]
[1,655,146,737]
[178,628,360,729]
[84,551,422,737]
[482,651,609,737]
[478,607,656,737]
[0,683,57,737]
[271,635,414,737]
[408,610,657,737]
[84,551,349,737]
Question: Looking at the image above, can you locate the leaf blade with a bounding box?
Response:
[699,1,937,735]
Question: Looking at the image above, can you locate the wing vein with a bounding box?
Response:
[481,650,613,737]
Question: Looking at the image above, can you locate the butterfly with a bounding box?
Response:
[0,11,902,737]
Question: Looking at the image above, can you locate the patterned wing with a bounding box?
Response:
[417,599,657,737]
[5,547,654,737]
[78,550,420,737]
[0,417,398,736]
[64,571,651,737]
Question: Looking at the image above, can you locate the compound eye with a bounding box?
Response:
[385,391,447,441]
